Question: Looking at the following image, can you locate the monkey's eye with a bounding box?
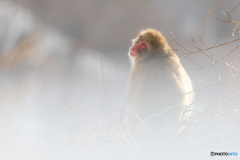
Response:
[138,39,145,45]
[141,40,146,47]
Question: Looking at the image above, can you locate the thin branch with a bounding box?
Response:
[196,45,240,69]
[195,27,209,48]
[228,3,240,14]
[185,38,240,55]
[100,58,109,108]
[171,32,191,52]
[206,10,238,23]
[200,0,227,45]
[190,36,215,62]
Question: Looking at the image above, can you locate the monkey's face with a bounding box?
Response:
[129,29,171,61]
[129,37,147,59]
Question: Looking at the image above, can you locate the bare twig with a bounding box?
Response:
[195,27,209,48]
[196,45,240,70]
[100,58,109,108]
[206,5,240,38]
[205,10,237,23]
[171,32,191,52]
[185,38,240,55]
[200,0,227,45]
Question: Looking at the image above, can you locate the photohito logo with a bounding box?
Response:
[210,151,238,157]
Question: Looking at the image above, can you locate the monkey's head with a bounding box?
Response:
[129,28,171,61]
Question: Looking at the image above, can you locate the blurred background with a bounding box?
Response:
[0,0,239,159]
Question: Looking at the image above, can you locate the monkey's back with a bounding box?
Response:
[125,53,193,133]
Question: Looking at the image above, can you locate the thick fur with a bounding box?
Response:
[124,29,194,136]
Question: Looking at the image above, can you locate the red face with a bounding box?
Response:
[129,38,147,58]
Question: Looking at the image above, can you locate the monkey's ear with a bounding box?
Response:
[156,44,171,55]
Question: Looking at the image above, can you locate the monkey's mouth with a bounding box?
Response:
[130,52,138,57]
[130,52,137,57]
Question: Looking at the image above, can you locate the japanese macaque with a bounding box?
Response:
[124,28,194,137]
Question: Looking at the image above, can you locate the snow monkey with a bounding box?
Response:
[124,28,194,136]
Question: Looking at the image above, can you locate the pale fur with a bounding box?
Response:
[124,28,194,137]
